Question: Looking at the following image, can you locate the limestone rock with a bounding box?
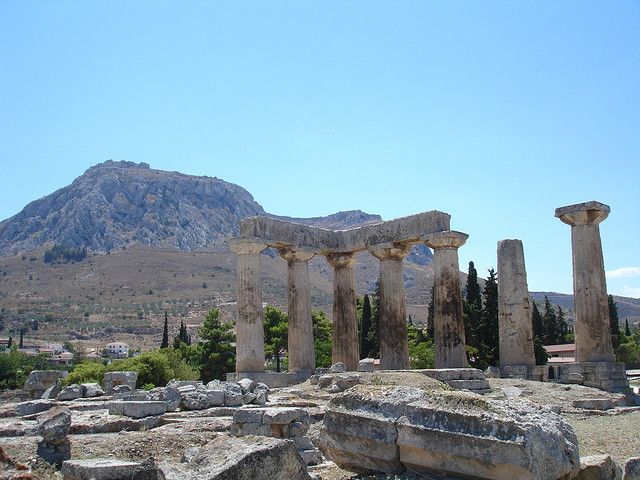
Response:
[57,384,82,401]
[319,384,580,479]
[206,389,225,407]
[574,455,622,480]
[624,457,640,480]
[38,407,71,444]
[181,392,210,410]
[224,390,243,407]
[61,458,158,480]
[103,371,138,394]
[146,386,181,411]
[81,383,105,398]
[41,383,61,400]
[334,373,361,391]
[24,370,67,399]
[158,435,311,480]
[317,375,333,389]
[329,362,347,373]
[357,358,375,373]
[109,401,167,418]
[238,378,256,394]
[15,399,55,417]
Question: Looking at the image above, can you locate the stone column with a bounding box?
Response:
[497,239,536,368]
[424,231,468,369]
[326,252,358,371]
[369,243,410,370]
[230,238,267,373]
[555,201,614,362]
[278,247,316,373]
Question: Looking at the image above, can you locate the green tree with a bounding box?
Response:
[478,268,499,367]
[107,348,198,388]
[6,336,12,348]
[465,261,482,308]
[463,261,482,350]
[556,305,569,341]
[608,295,621,348]
[366,280,381,358]
[263,305,288,372]
[195,308,236,382]
[161,311,169,349]
[359,294,373,359]
[312,310,332,368]
[19,327,25,349]
[173,320,191,348]
[0,346,52,389]
[530,301,548,365]
[64,362,106,386]
[407,323,435,369]
[542,296,559,345]
[625,319,632,337]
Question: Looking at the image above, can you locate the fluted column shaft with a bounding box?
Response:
[370,243,410,370]
[556,202,614,362]
[497,239,536,367]
[279,247,316,373]
[230,239,266,373]
[326,252,358,370]
[425,231,468,369]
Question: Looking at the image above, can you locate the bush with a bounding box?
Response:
[616,339,640,368]
[64,362,106,386]
[0,347,53,389]
[106,348,198,388]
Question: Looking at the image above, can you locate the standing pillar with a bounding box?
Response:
[278,247,316,373]
[230,238,267,373]
[369,243,410,370]
[424,231,468,369]
[555,201,614,362]
[497,239,536,368]
[326,252,358,370]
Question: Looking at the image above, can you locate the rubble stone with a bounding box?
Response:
[357,358,375,372]
[23,370,67,399]
[181,392,209,410]
[329,362,347,373]
[574,454,622,480]
[61,458,158,480]
[57,384,82,401]
[624,457,640,480]
[38,407,71,444]
[103,371,138,394]
[109,401,167,418]
[81,383,105,398]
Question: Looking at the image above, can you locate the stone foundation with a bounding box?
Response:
[227,371,312,388]
[555,361,630,393]
[413,368,491,394]
[500,365,549,382]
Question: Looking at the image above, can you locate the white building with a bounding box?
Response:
[106,342,129,358]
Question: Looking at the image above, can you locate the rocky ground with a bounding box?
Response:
[1,372,639,479]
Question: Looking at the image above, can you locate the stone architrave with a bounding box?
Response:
[326,252,359,371]
[424,231,468,369]
[230,238,267,373]
[497,239,536,368]
[369,243,411,370]
[278,247,316,373]
[555,201,614,363]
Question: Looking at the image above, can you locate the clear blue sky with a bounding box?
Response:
[1,1,639,298]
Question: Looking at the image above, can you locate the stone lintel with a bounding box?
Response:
[325,251,356,269]
[277,247,315,263]
[238,210,451,253]
[229,237,267,255]
[555,201,610,226]
[369,242,411,261]
[423,230,468,250]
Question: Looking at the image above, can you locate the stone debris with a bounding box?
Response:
[41,383,61,400]
[574,454,623,480]
[357,358,375,372]
[328,362,347,373]
[80,383,105,398]
[624,457,640,480]
[37,406,72,467]
[230,406,322,466]
[23,370,67,399]
[103,372,138,394]
[319,384,580,480]
[56,385,82,401]
[61,458,158,480]
[158,435,311,480]
[0,445,33,478]
[418,368,491,393]
[573,398,616,411]
[108,401,167,419]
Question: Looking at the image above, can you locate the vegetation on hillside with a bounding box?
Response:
[43,244,87,264]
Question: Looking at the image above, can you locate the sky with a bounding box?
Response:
[1,1,639,298]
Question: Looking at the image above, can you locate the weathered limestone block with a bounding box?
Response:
[38,407,71,444]
[206,389,225,407]
[61,458,158,480]
[24,370,67,399]
[262,407,309,425]
[369,243,411,370]
[358,358,375,372]
[57,384,82,401]
[329,362,347,373]
[146,386,181,411]
[224,390,244,407]
[497,239,536,368]
[14,399,55,417]
[574,455,622,480]
[424,231,468,369]
[158,435,311,480]
[42,383,61,399]
[103,371,138,394]
[624,457,640,480]
[181,392,210,410]
[237,378,256,394]
[334,373,362,392]
[80,383,105,398]
[555,201,614,363]
[319,385,580,479]
[108,401,167,418]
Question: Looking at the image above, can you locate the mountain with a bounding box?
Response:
[0,160,433,264]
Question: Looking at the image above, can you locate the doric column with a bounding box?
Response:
[369,243,411,370]
[497,239,536,367]
[424,231,468,369]
[326,252,358,370]
[278,247,316,373]
[555,201,614,362]
[230,238,267,373]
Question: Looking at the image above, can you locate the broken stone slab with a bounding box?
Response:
[206,389,225,407]
[299,448,323,466]
[181,392,210,410]
[233,408,266,424]
[319,384,580,479]
[108,401,167,418]
[103,371,138,394]
[243,393,256,404]
[158,435,311,480]
[57,384,82,401]
[625,457,640,480]
[329,362,347,373]
[37,437,71,467]
[146,386,181,411]
[38,407,71,444]
[0,418,38,437]
[317,375,333,389]
[262,407,310,425]
[253,389,267,406]
[41,383,61,399]
[70,410,161,434]
[574,455,622,480]
[167,380,203,389]
[334,373,361,391]
[223,390,243,407]
[24,370,68,399]
[80,383,105,398]
[573,398,615,411]
[61,458,158,480]
[357,358,375,372]
[238,378,256,394]
[13,399,56,417]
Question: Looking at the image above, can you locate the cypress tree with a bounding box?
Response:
[366,280,381,358]
[19,328,24,349]
[6,336,12,348]
[360,295,372,359]
[556,305,568,342]
[463,262,482,349]
[608,295,621,348]
[531,301,544,338]
[542,296,558,344]
[173,320,191,348]
[479,268,499,367]
[465,262,482,308]
[625,319,632,337]
[161,311,169,349]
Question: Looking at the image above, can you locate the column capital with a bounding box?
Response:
[555,201,610,227]
[423,230,468,250]
[369,242,411,261]
[230,237,267,255]
[277,246,315,263]
[326,251,357,269]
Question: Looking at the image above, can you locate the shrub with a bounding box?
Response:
[63,362,106,386]
[106,348,198,388]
